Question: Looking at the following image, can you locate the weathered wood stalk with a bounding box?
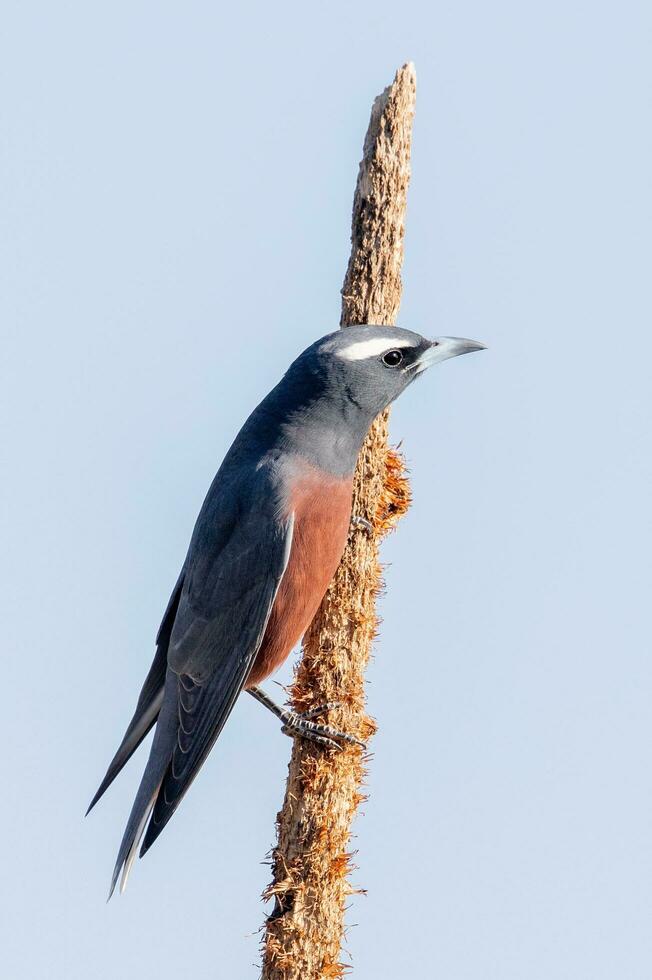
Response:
[261,63,416,980]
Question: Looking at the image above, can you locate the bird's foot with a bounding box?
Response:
[247,686,366,750]
[351,515,374,535]
[281,703,366,751]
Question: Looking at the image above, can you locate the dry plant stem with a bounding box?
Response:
[261,63,416,980]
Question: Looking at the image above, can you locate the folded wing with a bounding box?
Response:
[109,465,294,895]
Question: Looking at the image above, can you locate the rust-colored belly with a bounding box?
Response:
[245,467,353,688]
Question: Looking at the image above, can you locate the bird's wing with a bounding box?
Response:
[86,570,185,814]
[110,466,294,890]
[167,484,293,686]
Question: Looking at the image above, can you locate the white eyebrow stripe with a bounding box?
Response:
[335,336,414,361]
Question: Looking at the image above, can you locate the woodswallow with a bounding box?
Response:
[87,325,485,896]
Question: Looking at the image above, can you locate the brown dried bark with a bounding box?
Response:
[261,63,416,980]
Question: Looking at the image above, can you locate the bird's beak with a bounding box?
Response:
[414,336,487,373]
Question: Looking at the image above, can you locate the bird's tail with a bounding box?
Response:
[87,573,184,815]
[108,672,179,899]
[87,679,164,816]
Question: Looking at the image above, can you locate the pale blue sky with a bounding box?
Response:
[2,2,651,978]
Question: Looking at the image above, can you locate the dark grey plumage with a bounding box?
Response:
[87,326,485,897]
[107,465,293,896]
[86,573,183,816]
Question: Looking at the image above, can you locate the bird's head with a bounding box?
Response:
[257,325,486,474]
[304,325,486,419]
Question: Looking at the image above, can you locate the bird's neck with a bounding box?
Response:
[252,382,373,478]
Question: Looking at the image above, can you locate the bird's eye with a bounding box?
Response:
[382,349,404,367]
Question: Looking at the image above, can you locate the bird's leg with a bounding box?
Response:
[247,686,366,750]
[351,515,374,535]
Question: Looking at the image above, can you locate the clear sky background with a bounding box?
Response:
[2,2,651,978]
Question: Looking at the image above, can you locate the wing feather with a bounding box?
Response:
[140,508,294,853]
[109,462,295,885]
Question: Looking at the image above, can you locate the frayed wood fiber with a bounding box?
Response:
[261,63,416,980]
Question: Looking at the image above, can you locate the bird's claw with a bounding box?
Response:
[351,515,374,535]
[298,700,341,720]
[281,724,342,750]
[247,686,366,751]
[280,707,366,751]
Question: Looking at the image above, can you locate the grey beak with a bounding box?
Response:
[415,336,487,372]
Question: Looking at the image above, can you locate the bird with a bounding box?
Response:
[87,324,485,897]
